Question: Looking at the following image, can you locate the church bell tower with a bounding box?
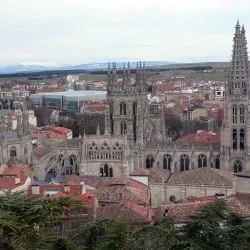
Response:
[221,21,250,173]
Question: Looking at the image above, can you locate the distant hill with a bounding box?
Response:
[0,61,174,74]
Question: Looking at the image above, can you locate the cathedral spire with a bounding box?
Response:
[228,21,248,96]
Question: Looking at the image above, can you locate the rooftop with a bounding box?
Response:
[31,90,107,98]
[176,130,220,146]
[167,168,234,188]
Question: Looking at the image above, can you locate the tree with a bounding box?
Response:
[0,191,79,250]
[134,217,180,250]
[73,219,136,250]
[183,200,227,250]
[46,236,78,250]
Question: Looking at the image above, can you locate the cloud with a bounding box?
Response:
[0,0,250,64]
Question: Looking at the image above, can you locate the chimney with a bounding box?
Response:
[80,182,86,195]
[64,185,70,193]
[31,185,40,195]
[15,177,21,184]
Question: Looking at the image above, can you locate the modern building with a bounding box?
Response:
[30,90,107,112]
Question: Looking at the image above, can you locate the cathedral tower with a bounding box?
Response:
[221,21,249,172]
[105,62,148,146]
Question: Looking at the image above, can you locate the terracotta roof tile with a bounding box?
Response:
[96,202,152,222]
[176,130,220,145]
[167,168,233,187]
[130,168,170,183]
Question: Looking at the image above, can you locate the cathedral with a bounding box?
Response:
[30,21,250,181]
[0,106,32,166]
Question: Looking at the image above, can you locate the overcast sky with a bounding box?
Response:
[1,0,250,65]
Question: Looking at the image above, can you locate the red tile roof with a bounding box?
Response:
[65,176,148,193]
[176,130,220,145]
[162,202,208,222]
[84,102,107,112]
[167,168,233,187]
[65,176,150,206]
[160,194,250,222]
[96,201,153,223]
[32,126,71,139]
[27,183,95,207]
[0,164,31,190]
[130,168,170,183]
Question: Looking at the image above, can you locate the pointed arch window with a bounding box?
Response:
[146,155,154,168]
[163,154,172,170]
[133,101,137,115]
[109,168,113,177]
[198,154,207,168]
[180,154,189,171]
[233,160,243,173]
[120,121,127,135]
[240,129,245,150]
[233,129,237,150]
[104,164,109,176]
[215,155,220,169]
[120,102,127,115]
[101,164,113,177]
[10,146,17,157]
[240,105,245,124]
[232,105,237,124]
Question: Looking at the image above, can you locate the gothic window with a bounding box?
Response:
[120,102,127,115]
[133,101,137,115]
[240,105,245,124]
[104,164,109,176]
[88,142,98,160]
[233,129,237,150]
[180,154,189,171]
[198,154,207,168]
[163,154,172,170]
[58,154,64,167]
[215,155,220,169]
[10,146,17,157]
[232,105,237,124]
[101,164,113,177]
[146,155,154,168]
[240,129,245,150]
[233,160,243,173]
[120,121,127,135]
[69,155,77,174]
[109,168,113,177]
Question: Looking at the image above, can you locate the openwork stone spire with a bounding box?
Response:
[229,21,249,97]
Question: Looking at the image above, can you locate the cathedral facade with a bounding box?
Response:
[32,21,249,181]
[0,107,33,166]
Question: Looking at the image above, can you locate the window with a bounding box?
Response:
[232,105,237,124]
[163,154,172,170]
[146,155,154,168]
[104,164,109,176]
[240,105,245,124]
[120,121,127,135]
[233,129,237,150]
[109,168,113,177]
[240,129,245,150]
[133,101,137,115]
[180,154,189,171]
[215,155,220,169]
[120,102,127,115]
[233,160,243,173]
[100,167,104,176]
[101,164,113,177]
[198,154,207,168]
[10,146,17,157]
